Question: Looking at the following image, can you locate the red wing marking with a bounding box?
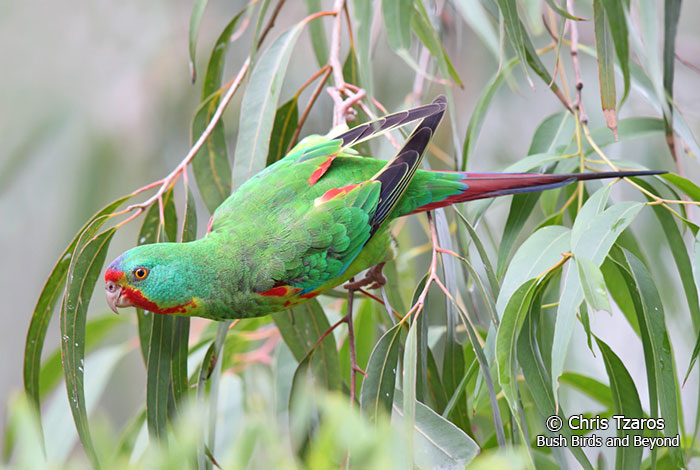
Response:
[317,183,360,204]
[121,287,196,314]
[308,154,338,186]
[257,285,302,297]
[206,215,215,234]
[300,291,319,300]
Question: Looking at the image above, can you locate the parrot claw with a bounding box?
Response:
[343,262,387,291]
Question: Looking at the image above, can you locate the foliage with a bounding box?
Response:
[9,0,700,469]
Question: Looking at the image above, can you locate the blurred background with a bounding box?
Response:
[2,0,700,464]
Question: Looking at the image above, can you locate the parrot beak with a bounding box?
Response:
[105,280,132,314]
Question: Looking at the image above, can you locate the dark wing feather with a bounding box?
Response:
[368,95,446,232]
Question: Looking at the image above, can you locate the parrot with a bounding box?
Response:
[105,95,663,320]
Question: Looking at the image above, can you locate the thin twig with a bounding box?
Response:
[566,0,587,124]
[289,66,332,151]
[345,287,359,404]
[118,57,251,224]
[257,0,288,48]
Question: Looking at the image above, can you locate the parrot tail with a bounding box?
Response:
[409,169,666,214]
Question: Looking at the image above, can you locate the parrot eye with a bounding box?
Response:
[133,267,149,280]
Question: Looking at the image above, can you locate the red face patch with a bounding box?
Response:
[105,268,124,283]
[120,287,196,315]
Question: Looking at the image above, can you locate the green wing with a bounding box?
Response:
[210,96,446,294]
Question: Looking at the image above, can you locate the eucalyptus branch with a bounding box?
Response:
[566,0,587,124]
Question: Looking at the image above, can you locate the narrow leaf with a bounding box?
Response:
[496,279,538,412]
[360,323,403,422]
[232,21,309,188]
[24,195,130,411]
[594,0,618,138]
[382,0,413,51]
[188,0,209,82]
[600,0,630,103]
[576,256,611,312]
[595,337,644,470]
[60,228,116,469]
[274,299,340,391]
[266,98,299,166]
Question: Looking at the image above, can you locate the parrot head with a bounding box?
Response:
[104,243,200,315]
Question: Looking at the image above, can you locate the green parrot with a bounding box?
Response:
[105,96,662,320]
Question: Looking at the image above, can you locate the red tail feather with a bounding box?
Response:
[409,170,664,214]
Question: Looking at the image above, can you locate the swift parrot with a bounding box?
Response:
[105,96,663,320]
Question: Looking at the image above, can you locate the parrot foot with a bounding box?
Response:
[328,86,366,127]
[343,263,387,291]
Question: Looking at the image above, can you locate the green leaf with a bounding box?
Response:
[453,209,499,298]
[411,3,463,87]
[24,194,131,413]
[595,337,644,470]
[191,96,232,215]
[360,323,403,423]
[559,372,613,408]
[594,0,618,137]
[382,0,413,52]
[613,249,682,466]
[45,345,129,463]
[39,315,125,401]
[662,172,700,202]
[576,256,611,313]
[304,0,328,67]
[496,0,564,99]
[181,187,198,244]
[274,300,330,361]
[60,228,116,469]
[461,58,517,169]
[552,189,643,395]
[191,7,251,213]
[543,0,585,20]
[636,179,700,331]
[454,0,500,58]
[232,20,309,189]
[494,113,576,259]
[146,314,174,441]
[686,232,700,380]
[663,0,681,157]
[600,0,630,103]
[393,390,480,469]
[528,112,575,155]
[403,318,418,460]
[517,294,594,470]
[275,299,340,391]
[496,279,538,413]
[188,0,209,82]
[496,0,532,85]
[498,225,571,316]
[170,188,196,413]
[497,191,543,278]
[266,98,299,166]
